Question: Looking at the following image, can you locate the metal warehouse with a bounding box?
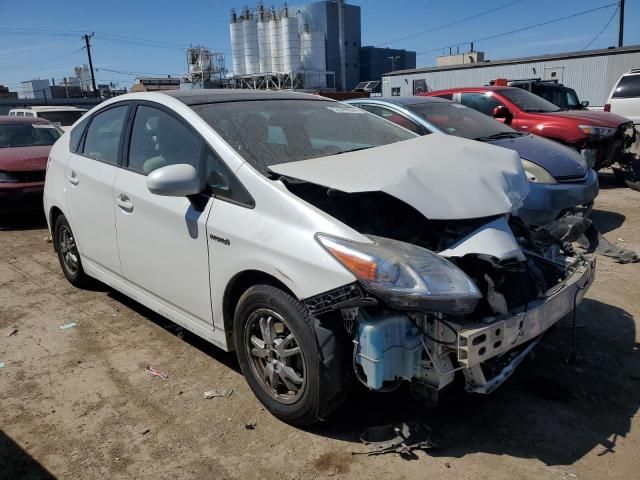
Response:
[382,45,640,107]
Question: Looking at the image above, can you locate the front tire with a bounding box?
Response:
[234,284,346,426]
[54,214,89,287]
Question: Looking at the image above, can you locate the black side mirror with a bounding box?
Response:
[492,105,511,119]
[581,100,590,108]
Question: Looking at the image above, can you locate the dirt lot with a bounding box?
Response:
[1,177,639,480]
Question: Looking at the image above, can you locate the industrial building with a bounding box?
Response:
[359,46,416,86]
[381,45,640,108]
[180,46,226,89]
[229,0,367,91]
[20,79,51,100]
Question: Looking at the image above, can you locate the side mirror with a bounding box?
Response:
[492,105,511,119]
[581,100,590,108]
[146,164,202,197]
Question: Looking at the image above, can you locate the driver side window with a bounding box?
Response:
[460,93,504,116]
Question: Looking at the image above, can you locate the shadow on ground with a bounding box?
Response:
[590,209,626,234]
[0,430,55,479]
[0,210,47,231]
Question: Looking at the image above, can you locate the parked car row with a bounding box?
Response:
[32,90,597,426]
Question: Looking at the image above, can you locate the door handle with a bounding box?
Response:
[67,171,79,186]
[115,194,133,212]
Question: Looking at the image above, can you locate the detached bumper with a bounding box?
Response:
[459,255,596,393]
[517,169,599,225]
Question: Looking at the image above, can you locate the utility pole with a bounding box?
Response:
[618,0,625,48]
[83,33,98,98]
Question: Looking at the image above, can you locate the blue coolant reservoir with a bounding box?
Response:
[356,313,423,390]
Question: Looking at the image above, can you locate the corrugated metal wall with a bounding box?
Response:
[382,50,640,107]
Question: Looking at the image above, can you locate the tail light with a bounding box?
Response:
[604,103,611,112]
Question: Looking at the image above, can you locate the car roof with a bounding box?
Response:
[0,115,53,124]
[349,96,451,107]
[427,86,516,94]
[161,89,328,106]
[10,106,88,112]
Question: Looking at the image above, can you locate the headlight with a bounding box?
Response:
[316,234,481,314]
[0,171,19,183]
[578,125,616,138]
[521,159,557,184]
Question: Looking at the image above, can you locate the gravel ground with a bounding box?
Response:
[1,178,639,480]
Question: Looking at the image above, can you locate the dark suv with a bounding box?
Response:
[493,78,589,111]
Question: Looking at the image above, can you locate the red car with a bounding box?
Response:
[421,87,636,174]
[0,116,62,213]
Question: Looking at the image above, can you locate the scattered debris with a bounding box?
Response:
[177,390,184,396]
[59,322,77,330]
[327,467,339,477]
[140,428,151,436]
[533,214,639,264]
[355,421,437,457]
[0,362,4,369]
[204,388,233,399]
[244,422,257,430]
[6,328,17,337]
[144,366,168,380]
[44,236,52,243]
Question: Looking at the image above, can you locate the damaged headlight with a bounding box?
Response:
[316,234,482,314]
[578,125,616,139]
[521,159,557,184]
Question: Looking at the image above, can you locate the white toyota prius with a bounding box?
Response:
[44,90,595,425]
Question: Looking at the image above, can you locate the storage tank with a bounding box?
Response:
[230,9,245,75]
[300,24,325,71]
[257,4,272,73]
[242,8,260,75]
[280,6,300,73]
[268,10,282,72]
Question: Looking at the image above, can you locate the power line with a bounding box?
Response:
[582,6,619,51]
[374,0,524,47]
[415,2,618,56]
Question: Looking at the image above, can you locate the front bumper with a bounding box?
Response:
[0,182,45,213]
[517,169,599,225]
[580,122,637,170]
[459,255,596,393]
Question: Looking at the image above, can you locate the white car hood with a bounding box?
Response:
[270,134,530,220]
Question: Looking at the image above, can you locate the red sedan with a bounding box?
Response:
[0,116,62,213]
[421,87,636,173]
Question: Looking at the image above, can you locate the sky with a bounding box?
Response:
[0,0,638,91]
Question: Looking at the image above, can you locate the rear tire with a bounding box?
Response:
[234,284,347,426]
[54,214,89,287]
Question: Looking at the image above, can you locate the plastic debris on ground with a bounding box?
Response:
[59,322,77,330]
[0,362,4,369]
[533,214,639,264]
[144,366,168,380]
[204,388,233,399]
[355,421,437,458]
[244,422,257,430]
[6,328,17,337]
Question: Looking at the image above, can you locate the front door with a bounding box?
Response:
[65,103,129,278]
[113,103,214,327]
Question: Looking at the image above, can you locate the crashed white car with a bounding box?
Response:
[44,90,595,425]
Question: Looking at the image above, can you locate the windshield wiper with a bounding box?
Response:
[474,132,524,142]
[334,146,373,155]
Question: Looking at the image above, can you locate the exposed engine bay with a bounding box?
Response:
[284,177,596,402]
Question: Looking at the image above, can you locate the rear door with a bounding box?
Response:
[113,102,214,327]
[65,102,130,278]
[610,74,640,126]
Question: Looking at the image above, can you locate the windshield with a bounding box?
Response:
[37,110,86,126]
[192,99,416,172]
[0,122,62,148]
[534,85,582,110]
[406,102,519,140]
[498,88,561,112]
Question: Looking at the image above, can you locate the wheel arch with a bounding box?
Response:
[49,205,65,252]
[222,269,297,348]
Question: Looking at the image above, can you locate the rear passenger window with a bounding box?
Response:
[613,75,640,98]
[82,105,128,164]
[70,116,91,153]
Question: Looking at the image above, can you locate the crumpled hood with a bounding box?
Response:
[270,135,530,220]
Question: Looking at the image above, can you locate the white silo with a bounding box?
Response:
[242,7,260,75]
[257,4,272,73]
[280,6,300,73]
[300,23,326,88]
[268,9,282,72]
[230,9,246,75]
